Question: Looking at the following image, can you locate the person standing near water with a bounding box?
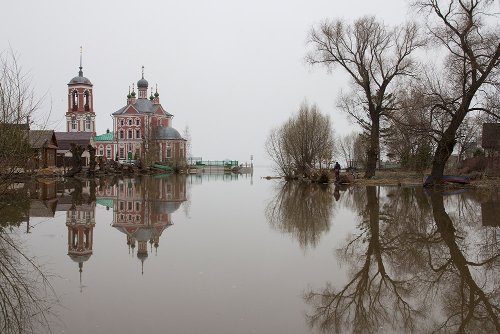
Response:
[333,161,341,181]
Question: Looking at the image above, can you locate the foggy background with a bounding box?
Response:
[1,0,408,166]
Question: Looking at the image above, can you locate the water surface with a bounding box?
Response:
[1,171,498,333]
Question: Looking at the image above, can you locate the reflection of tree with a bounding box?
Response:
[0,232,56,333]
[266,182,335,249]
[0,187,30,229]
[426,193,499,333]
[305,186,419,333]
[305,186,500,333]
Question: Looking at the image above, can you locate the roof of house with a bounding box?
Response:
[28,130,58,149]
[112,99,172,116]
[95,132,114,141]
[55,132,93,151]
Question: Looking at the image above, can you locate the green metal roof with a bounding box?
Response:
[95,132,114,141]
[96,198,114,208]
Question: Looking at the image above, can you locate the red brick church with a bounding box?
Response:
[57,49,186,166]
[96,66,186,163]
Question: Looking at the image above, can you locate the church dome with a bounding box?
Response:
[137,77,148,88]
[157,127,183,140]
[69,253,92,263]
[69,66,92,85]
[69,75,92,85]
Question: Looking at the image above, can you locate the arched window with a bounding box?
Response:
[84,91,90,110]
[119,130,124,139]
[72,90,78,110]
[166,143,172,158]
[71,116,77,131]
[85,115,91,130]
[128,130,133,139]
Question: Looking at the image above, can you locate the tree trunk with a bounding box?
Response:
[429,108,467,185]
[364,119,379,178]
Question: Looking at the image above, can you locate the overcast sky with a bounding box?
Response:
[1,0,410,165]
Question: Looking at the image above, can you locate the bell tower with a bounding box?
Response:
[66,47,95,134]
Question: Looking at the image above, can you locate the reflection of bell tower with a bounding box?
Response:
[66,205,95,292]
[66,47,95,134]
[137,240,148,275]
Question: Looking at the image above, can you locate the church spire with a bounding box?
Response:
[78,46,83,77]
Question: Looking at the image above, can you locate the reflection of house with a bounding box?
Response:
[28,130,58,168]
[481,192,500,227]
[29,181,58,217]
[109,176,187,274]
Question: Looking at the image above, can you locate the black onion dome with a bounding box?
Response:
[137,77,148,88]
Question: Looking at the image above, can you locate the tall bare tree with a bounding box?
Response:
[414,0,500,184]
[307,16,422,178]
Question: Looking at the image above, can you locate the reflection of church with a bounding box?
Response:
[110,176,187,274]
[24,175,187,285]
[61,181,96,292]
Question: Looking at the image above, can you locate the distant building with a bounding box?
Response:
[60,55,187,165]
[54,50,95,167]
[95,130,114,160]
[28,130,58,168]
[55,131,94,167]
[482,123,500,155]
[99,67,187,162]
[66,54,95,135]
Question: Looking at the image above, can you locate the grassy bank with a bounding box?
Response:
[352,169,500,189]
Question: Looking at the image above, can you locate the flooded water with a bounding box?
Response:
[1,170,499,333]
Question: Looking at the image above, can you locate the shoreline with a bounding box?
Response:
[263,170,500,190]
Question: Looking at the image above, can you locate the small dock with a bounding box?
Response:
[188,158,253,174]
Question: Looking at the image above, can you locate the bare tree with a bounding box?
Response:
[183,125,192,161]
[337,132,359,168]
[307,17,423,178]
[265,102,335,179]
[265,125,295,178]
[413,0,500,184]
[0,49,44,190]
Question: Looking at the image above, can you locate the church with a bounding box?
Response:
[58,51,186,166]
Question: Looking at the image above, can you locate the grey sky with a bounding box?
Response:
[1,0,410,165]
